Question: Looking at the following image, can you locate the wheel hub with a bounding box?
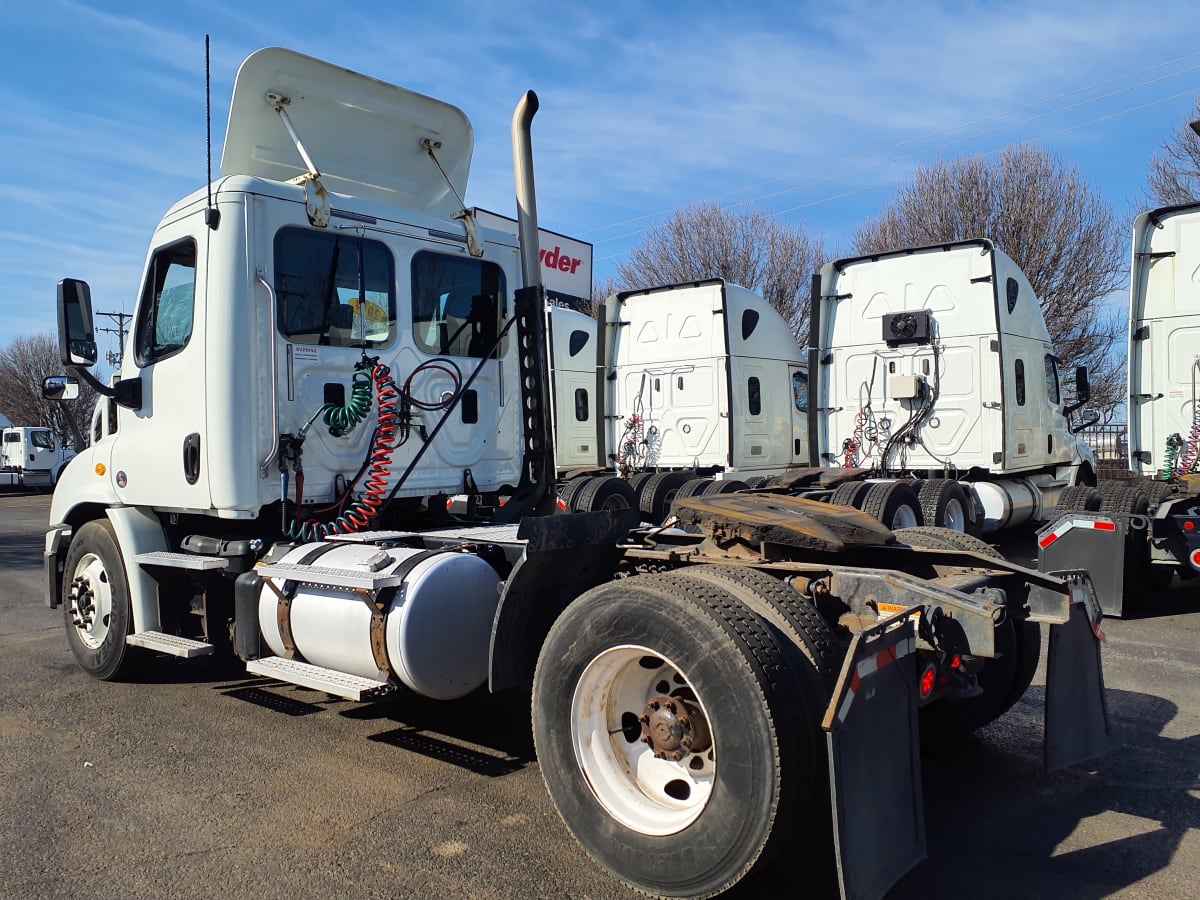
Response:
[69,575,96,628]
[640,695,710,761]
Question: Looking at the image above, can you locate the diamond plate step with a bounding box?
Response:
[246,656,395,701]
[256,562,406,590]
[135,551,229,571]
[126,631,215,658]
[420,524,525,543]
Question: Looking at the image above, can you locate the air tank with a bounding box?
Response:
[258,542,500,700]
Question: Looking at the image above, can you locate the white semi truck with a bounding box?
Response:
[797,242,1099,534]
[1039,200,1200,616]
[43,47,1112,899]
[548,281,809,520]
[0,425,75,489]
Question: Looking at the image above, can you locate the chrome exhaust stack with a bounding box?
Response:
[494,89,557,522]
[512,90,543,290]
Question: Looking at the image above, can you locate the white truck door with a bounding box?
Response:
[108,226,211,510]
[27,429,57,473]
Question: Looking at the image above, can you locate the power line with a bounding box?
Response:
[583,51,1200,243]
[95,310,131,368]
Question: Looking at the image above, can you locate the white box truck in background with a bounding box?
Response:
[1,426,76,488]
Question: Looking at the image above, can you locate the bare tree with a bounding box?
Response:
[1146,98,1200,208]
[615,203,828,340]
[0,334,98,448]
[852,146,1126,417]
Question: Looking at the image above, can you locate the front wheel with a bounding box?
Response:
[533,573,820,896]
[62,520,138,680]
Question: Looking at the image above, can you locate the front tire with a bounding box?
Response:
[533,573,820,897]
[62,520,137,681]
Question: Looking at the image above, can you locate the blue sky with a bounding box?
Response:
[1,0,1198,361]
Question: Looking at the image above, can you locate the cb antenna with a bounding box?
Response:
[204,34,220,230]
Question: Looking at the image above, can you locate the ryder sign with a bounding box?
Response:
[473,208,593,301]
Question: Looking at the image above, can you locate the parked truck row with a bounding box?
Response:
[545,240,1100,541]
[543,204,1200,624]
[42,47,1112,899]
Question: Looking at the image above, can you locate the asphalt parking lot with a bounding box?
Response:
[1,492,1198,899]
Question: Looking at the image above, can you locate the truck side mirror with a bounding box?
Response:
[1074,366,1091,403]
[57,278,98,367]
[42,375,80,401]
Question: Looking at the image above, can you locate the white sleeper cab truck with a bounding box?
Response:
[801,240,1096,533]
[43,47,1112,900]
[549,280,810,522]
[0,426,75,488]
[1041,200,1200,616]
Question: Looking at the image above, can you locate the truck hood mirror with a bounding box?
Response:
[42,375,80,401]
[57,278,98,367]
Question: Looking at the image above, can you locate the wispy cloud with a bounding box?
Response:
[0,0,1195,351]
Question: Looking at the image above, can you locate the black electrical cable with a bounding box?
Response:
[370,314,519,525]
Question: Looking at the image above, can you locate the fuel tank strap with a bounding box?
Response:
[357,548,455,679]
[270,542,343,660]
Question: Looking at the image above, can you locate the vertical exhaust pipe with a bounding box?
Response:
[512,91,542,289]
[495,88,557,523]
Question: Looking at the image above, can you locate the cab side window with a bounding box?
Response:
[1044,355,1060,405]
[793,370,808,413]
[134,239,197,366]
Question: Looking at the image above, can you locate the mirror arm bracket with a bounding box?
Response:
[70,365,142,411]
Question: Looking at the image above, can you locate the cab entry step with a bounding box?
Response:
[126,631,215,658]
[134,551,230,571]
[246,656,395,702]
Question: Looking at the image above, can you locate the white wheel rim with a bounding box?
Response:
[942,498,966,532]
[69,552,113,649]
[571,644,715,835]
[891,504,919,529]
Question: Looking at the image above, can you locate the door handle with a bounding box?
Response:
[183,433,200,485]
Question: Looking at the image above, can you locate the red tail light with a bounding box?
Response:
[919,665,936,698]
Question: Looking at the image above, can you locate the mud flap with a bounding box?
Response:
[1045,580,1114,771]
[1038,513,1130,617]
[823,610,924,900]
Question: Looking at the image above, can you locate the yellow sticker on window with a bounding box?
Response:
[349,297,388,323]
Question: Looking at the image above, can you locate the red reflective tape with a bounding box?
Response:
[1039,532,1058,549]
[1093,520,1117,531]
[848,671,861,696]
[874,644,899,672]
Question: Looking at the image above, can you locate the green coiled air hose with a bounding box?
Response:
[321,369,373,434]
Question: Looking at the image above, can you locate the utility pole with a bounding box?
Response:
[96,310,131,368]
